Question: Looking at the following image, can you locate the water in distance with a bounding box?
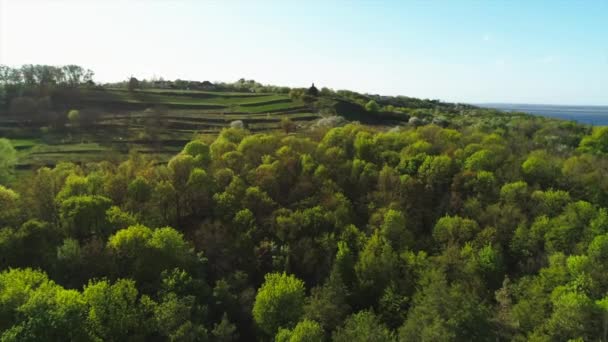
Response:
[483,103,608,126]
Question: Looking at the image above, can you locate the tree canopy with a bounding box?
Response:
[1,86,608,341]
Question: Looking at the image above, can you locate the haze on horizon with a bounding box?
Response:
[1,0,606,106]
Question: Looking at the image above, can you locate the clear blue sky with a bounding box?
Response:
[1,0,606,105]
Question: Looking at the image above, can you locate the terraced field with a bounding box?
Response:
[2,88,321,171]
[79,89,301,110]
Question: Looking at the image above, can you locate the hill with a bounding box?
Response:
[0,64,471,171]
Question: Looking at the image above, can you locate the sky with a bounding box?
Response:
[1,0,607,105]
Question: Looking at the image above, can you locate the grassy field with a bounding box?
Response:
[4,88,322,171]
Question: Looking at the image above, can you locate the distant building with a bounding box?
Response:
[308,83,319,96]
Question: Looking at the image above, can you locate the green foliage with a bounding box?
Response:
[275,319,324,342]
[433,215,479,247]
[183,140,211,166]
[522,150,561,187]
[305,272,351,331]
[355,232,399,305]
[500,181,529,204]
[0,139,17,185]
[333,310,394,342]
[464,149,497,171]
[150,292,208,341]
[418,155,454,187]
[169,154,196,191]
[67,109,80,124]
[354,131,377,161]
[107,225,194,280]
[531,189,571,217]
[399,270,492,341]
[380,209,412,251]
[107,224,153,257]
[0,220,59,269]
[545,289,598,340]
[127,176,152,204]
[365,100,380,113]
[4,102,608,340]
[0,268,91,341]
[56,174,89,201]
[0,268,54,331]
[252,272,306,336]
[148,227,193,264]
[83,278,147,341]
[106,206,138,232]
[588,233,608,262]
[578,126,608,154]
[56,238,81,264]
[59,195,112,240]
[0,185,20,227]
[212,313,238,342]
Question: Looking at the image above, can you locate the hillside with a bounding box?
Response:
[1,87,310,170]
[0,66,471,171]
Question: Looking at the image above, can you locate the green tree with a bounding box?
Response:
[500,181,529,204]
[83,278,149,341]
[183,140,211,166]
[464,149,499,171]
[106,206,138,232]
[0,268,55,331]
[578,126,608,154]
[276,319,324,342]
[380,209,412,251]
[545,289,598,341]
[67,109,80,129]
[355,232,399,306]
[418,155,454,188]
[0,269,91,341]
[365,100,380,112]
[56,174,89,201]
[522,150,561,188]
[168,154,196,221]
[59,195,113,240]
[187,168,213,216]
[108,225,195,287]
[27,167,60,223]
[0,138,16,185]
[354,131,377,162]
[333,310,394,342]
[305,272,351,331]
[252,272,306,336]
[0,268,101,340]
[127,176,152,205]
[212,313,239,342]
[399,270,492,341]
[0,185,20,227]
[150,292,208,341]
[433,215,479,247]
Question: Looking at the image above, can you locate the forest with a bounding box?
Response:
[2,65,608,341]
